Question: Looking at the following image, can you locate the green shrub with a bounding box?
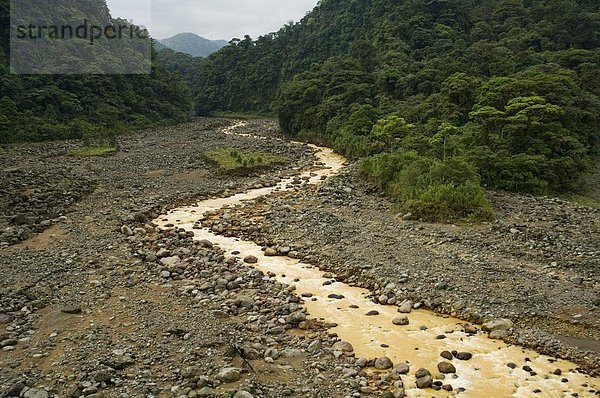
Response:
[333,131,382,159]
[399,182,495,222]
[359,150,421,187]
[296,129,331,147]
[470,151,550,194]
[361,151,495,222]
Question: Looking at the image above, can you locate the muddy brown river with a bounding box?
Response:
[156,122,600,397]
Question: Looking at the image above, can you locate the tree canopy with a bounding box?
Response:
[172,0,599,218]
[0,0,192,144]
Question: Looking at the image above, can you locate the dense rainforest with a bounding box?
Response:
[0,0,192,145]
[173,0,600,220]
[1,0,599,221]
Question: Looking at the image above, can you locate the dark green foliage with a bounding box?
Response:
[0,0,193,144]
[183,0,599,210]
[360,151,495,222]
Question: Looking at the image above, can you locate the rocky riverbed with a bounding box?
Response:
[0,119,355,398]
[204,165,600,371]
[1,118,599,398]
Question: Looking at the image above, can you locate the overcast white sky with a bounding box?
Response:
[105,0,319,40]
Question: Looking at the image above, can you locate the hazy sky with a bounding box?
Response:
[105,0,319,40]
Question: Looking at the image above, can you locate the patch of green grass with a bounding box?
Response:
[204,147,287,172]
[69,145,117,157]
[561,194,600,209]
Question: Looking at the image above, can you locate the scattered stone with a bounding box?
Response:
[456,352,473,361]
[198,239,213,248]
[374,356,394,370]
[243,255,258,264]
[216,367,242,383]
[0,314,14,324]
[278,246,291,255]
[182,366,202,379]
[23,388,49,398]
[264,247,278,256]
[93,370,111,382]
[438,362,456,374]
[392,388,406,398]
[394,362,410,375]
[482,318,513,332]
[366,310,380,316]
[332,341,354,352]
[156,248,171,258]
[196,387,215,396]
[160,256,180,267]
[416,375,433,389]
[280,348,302,358]
[61,306,82,314]
[392,314,409,326]
[463,324,478,334]
[120,225,133,236]
[286,311,307,324]
[6,383,25,397]
[242,347,261,360]
[160,270,171,278]
[489,330,509,340]
[307,340,322,353]
[264,348,279,360]
[398,301,413,314]
[415,368,431,379]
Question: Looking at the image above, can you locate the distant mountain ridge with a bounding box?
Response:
[0,0,193,144]
[158,32,227,57]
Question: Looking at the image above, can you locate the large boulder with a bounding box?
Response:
[374,356,394,370]
[392,315,409,326]
[23,388,49,398]
[438,362,456,374]
[216,367,242,383]
[332,341,354,352]
[482,318,513,332]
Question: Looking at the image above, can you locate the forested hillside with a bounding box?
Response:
[183,0,600,220]
[0,0,192,144]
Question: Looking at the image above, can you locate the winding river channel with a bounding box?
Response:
[155,122,600,397]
